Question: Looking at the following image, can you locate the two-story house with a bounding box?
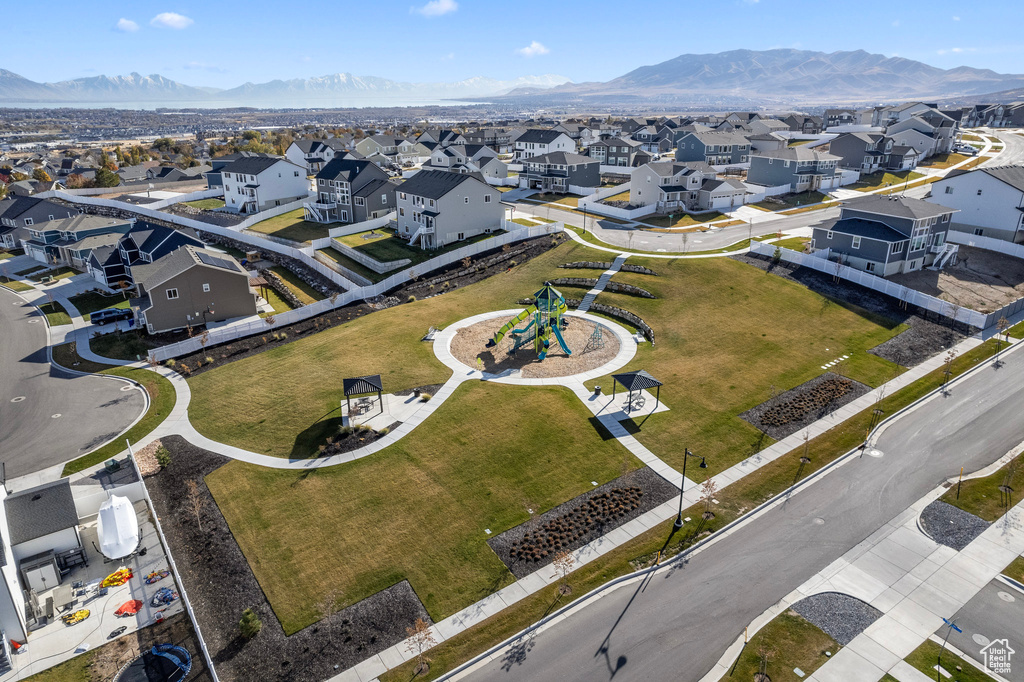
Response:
[285,139,352,175]
[586,138,652,168]
[0,196,81,249]
[306,158,393,224]
[204,151,278,188]
[513,129,575,160]
[928,165,1024,243]
[417,129,467,148]
[420,145,508,179]
[221,157,309,214]
[630,126,674,154]
[131,245,258,333]
[748,133,788,154]
[395,170,502,250]
[631,161,748,212]
[783,115,823,135]
[520,152,601,194]
[810,195,959,275]
[885,114,957,158]
[675,131,751,166]
[87,222,204,288]
[746,148,841,193]
[20,215,134,269]
[748,118,792,136]
[829,132,895,172]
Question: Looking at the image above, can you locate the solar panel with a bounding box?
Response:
[195,251,237,271]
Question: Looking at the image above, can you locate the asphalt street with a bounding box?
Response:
[937,579,1024,682]
[981,127,1024,168]
[0,287,146,478]
[466,344,1024,682]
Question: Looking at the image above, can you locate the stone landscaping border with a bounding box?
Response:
[560,261,658,276]
[565,299,655,343]
[550,277,654,299]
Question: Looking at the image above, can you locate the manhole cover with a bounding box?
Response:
[120,385,134,392]
[51,413,61,419]
[864,448,884,458]
[813,518,825,525]
[27,319,39,323]
[974,634,990,646]
[999,591,1016,603]
[10,396,26,403]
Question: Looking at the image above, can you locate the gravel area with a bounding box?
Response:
[920,500,990,551]
[888,245,1024,313]
[732,253,969,367]
[450,316,620,379]
[146,436,431,682]
[740,372,872,441]
[791,593,882,645]
[488,467,678,579]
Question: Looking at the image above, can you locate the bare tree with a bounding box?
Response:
[405,618,437,675]
[316,589,342,648]
[996,316,1011,364]
[185,480,205,531]
[552,549,575,596]
[943,348,959,387]
[755,643,777,681]
[700,476,718,521]
[681,232,689,255]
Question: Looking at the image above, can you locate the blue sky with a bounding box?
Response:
[4,0,1022,87]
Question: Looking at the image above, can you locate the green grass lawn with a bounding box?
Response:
[1009,321,1024,339]
[21,652,94,681]
[905,640,992,682]
[16,264,46,276]
[1,278,33,292]
[512,217,542,226]
[247,208,331,244]
[850,170,925,192]
[1003,556,1024,583]
[942,452,1024,522]
[788,138,816,146]
[29,266,78,282]
[337,228,505,269]
[752,190,832,211]
[773,236,811,252]
[638,211,726,229]
[961,133,984,142]
[39,300,71,326]
[68,291,130,320]
[317,247,386,283]
[604,190,631,202]
[269,266,325,305]
[0,248,24,260]
[258,285,296,318]
[581,255,906,476]
[90,331,155,361]
[531,193,579,207]
[920,153,971,170]
[729,611,839,682]
[207,381,642,634]
[184,197,225,210]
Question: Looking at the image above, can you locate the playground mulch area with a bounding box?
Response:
[146,436,431,682]
[450,316,621,379]
[487,467,678,579]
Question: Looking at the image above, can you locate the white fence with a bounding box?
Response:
[486,176,519,187]
[838,169,862,186]
[307,213,397,249]
[743,182,791,203]
[330,240,411,274]
[143,187,223,210]
[600,165,636,176]
[584,202,657,221]
[750,241,1020,329]
[149,222,565,360]
[947,230,1024,260]
[578,185,631,208]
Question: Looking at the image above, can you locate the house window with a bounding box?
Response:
[400,208,405,216]
[400,192,407,200]
[202,283,210,293]
[852,236,861,249]
[866,262,876,272]
[944,186,953,194]
[464,197,470,204]
[24,218,33,225]
[975,228,984,236]
[942,214,949,222]
[381,195,387,205]
[977,189,983,195]
[890,242,902,254]
[295,171,300,177]
[484,195,492,203]
[826,230,834,240]
[457,232,465,240]
[166,288,179,300]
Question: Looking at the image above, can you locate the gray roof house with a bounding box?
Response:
[513,129,575,160]
[4,479,82,564]
[829,132,896,172]
[20,214,134,270]
[395,170,502,250]
[0,196,82,250]
[747,148,841,193]
[928,165,1024,243]
[674,131,751,166]
[810,195,959,276]
[585,138,652,168]
[520,152,601,194]
[630,161,730,212]
[307,158,392,224]
[221,156,309,214]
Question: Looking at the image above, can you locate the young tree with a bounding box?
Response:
[552,549,575,596]
[943,349,958,387]
[32,168,51,182]
[996,316,1011,363]
[405,618,437,675]
[239,608,262,639]
[755,643,776,681]
[65,173,86,189]
[185,479,205,531]
[700,476,718,521]
[94,167,120,188]
[316,589,342,647]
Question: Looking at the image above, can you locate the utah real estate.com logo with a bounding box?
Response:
[981,638,1014,675]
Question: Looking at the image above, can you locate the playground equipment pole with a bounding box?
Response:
[674,449,707,528]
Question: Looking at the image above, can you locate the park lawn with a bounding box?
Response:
[247,209,331,244]
[919,153,970,170]
[583,255,906,476]
[905,640,992,682]
[68,291,130,320]
[258,285,295,318]
[638,211,726,229]
[39,300,72,326]
[941,452,1024,522]
[317,247,385,283]
[184,198,225,210]
[188,238,597,457]
[29,266,78,282]
[729,611,839,682]
[850,170,925,192]
[269,266,325,305]
[1004,556,1024,583]
[207,381,643,634]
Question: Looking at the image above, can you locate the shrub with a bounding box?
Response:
[280,332,288,340]
[165,359,176,367]
[408,295,417,303]
[420,392,432,402]
[338,425,354,437]
[378,427,390,436]
[204,356,213,365]
[356,423,373,433]
[239,608,262,639]
[155,446,171,468]
[510,260,517,267]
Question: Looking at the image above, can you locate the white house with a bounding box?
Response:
[221,157,310,214]
[928,165,1024,243]
[513,129,575,160]
[285,139,350,175]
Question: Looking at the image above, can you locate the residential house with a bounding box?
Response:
[204,151,278,188]
[747,148,841,193]
[285,139,351,175]
[20,215,134,269]
[513,129,575,160]
[748,133,788,154]
[0,196,81,250]
[520,152,601,194]
[824,109,861,129]
[630,126,673,154]
[888,146,921,171]
[306,158,393,224]
[395,170,502,249]
[928,165,1024,243]
[810,195,958,275]
[675,131,751,166]
[885,114,957,157]
[872,102,936,127]
[829,132,896,172]
[462,128,514,153]
[131,245,258,333]
[221,157,309,214]
[417,129,467,148]
[783,115,823,135]
[748,118,792,136]
[552,122,585,144]
[630,161,749,211]
[977,102,1024,128]
[420,145,507,178]
[87,221,203,288]
[586,138,652,168]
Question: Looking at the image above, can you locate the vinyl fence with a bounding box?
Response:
[149,222,565,360]
[307,212,397,248]
[947,230,1024,260]
[143,187,223,210]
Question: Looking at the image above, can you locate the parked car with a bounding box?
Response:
[90,307,133,325]
[956,144,979,156]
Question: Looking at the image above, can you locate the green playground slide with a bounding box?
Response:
[489,305,537,346]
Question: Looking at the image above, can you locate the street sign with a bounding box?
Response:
[943,617,963,633]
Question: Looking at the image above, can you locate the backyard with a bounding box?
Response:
[246,208,331,243]
[317,246,385,283]
[887,245,1024,313]
[848,170,925,192]
[184,197,225,210]
[336,228,507,269]
[269,266,325,305]
[751,190,831,211]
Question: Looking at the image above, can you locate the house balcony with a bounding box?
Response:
[312,201,337,210]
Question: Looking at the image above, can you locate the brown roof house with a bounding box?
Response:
[131,245,258,333]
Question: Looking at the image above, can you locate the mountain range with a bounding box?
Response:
[3,49,1024,109]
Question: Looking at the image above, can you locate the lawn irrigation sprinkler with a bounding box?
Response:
[486,283,572,360]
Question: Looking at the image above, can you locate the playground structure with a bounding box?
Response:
[487,284,573,360]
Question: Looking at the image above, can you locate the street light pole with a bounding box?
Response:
[674,448,707,528]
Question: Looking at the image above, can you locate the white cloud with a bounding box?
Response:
[937,47,973,55]
[116,18,139,32]
[953,15,960,20]
[412,0,457,16]
[516,41,550,58]
[150,12,194,29]
[183,61,226,73]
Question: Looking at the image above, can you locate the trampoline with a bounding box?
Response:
[116,643,192,682]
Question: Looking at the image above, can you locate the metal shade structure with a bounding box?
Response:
[97,495,140,560]
[611,370,663,414]
[343,374,384,418]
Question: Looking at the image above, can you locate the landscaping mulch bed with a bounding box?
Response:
[315,421,399,459]
[732,253,970,367]
[147,436,431,682]
[487,467,677,580]
[90,612,212,682]
[740,372,872,441]
[920,500,990,551]
[394,383,444,398]
[791,592,882,645]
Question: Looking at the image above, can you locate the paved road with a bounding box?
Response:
[981,127,1024,168]
[0,288,146,478]
[466,345,1024,682]
[937,579,1024,682]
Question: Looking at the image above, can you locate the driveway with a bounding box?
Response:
[0,287,146,478]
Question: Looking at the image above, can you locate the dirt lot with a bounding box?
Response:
[889,246,1024,313]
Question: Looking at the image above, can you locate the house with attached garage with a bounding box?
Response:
[810,195,959,276]
[420,145,507,178]
[928,165,1024,243]
[221,157,309,214]
[131,245,258,333]
[513,129,575,160]
[305,158,393,224]
[747,147,841,193]
[783,114,823,135]
[285,139,353,175]
[829,132,896,172]
[87,221,204,288]
[586,138,652,168]
[748,118,792,136]
[395,170,502,250]
[885,113,957,157]
[519,152,601,194]
[674,131,751,166]
[0,196,81,249]
[630,161,732,212]
[20,215,134,269]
